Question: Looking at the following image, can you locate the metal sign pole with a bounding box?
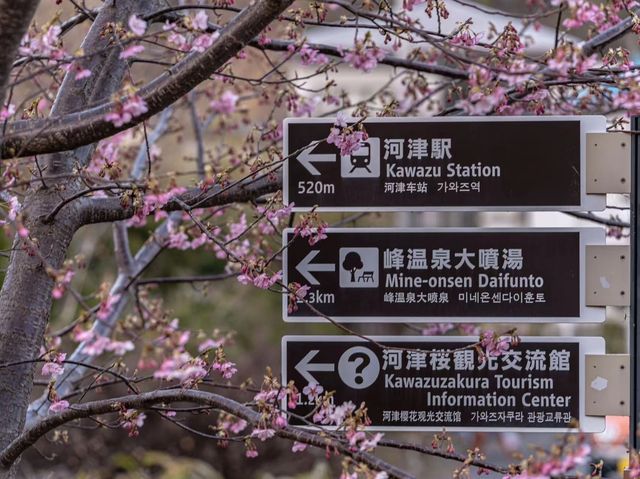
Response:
[631,116,639,457]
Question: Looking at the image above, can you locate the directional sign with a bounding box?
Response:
[282,227,605,323]
[282,336,605,432]
[283,116,606,212]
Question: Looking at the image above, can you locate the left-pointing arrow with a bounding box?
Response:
[295,350,335,385]
[297,143,336,176]
[295,250,335,285]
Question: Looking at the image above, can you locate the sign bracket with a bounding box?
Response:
[585,245,630,307]
[630,116,640,458]
[585,354,630,416]
[586,132,630,194]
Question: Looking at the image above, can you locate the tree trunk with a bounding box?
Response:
[0,0,40,104]
[0,2,156,475]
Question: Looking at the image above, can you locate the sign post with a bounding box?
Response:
[283,227,605,323]
[280,116,634,441]
[282,336,605,432]
[631,116,640,455]
[284,116,606,211]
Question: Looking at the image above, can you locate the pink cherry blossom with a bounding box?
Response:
[292,441,307,453]
[0,103,16,120]
[84,335,111,356]
[359,432,383,451]
[229,419,247,434]
[154,353,209,388]
[167,31,188,51]
[422,323,454,336]
[6,196,20,221]
[327,127,365,156]
[403,0,424,11]
[42,362,64,377]
[480,331,511,357]
[254,389,278,403]
[212,360,237,379]
[97,293,121,320]
[302,382,324,400]
[252,270,282,289]
[193,11,209,31]
[245,449,258,458]
[128,15,147,36]
[20,25,66,60]
[73,328,94,343]
[51,268,75,300]
[210,90,239,114]
[342,44,385,72]
[299,44,329,66]
[451,27,482,47]
[198,338,225,353]
[104,94,148,127]
[272,414,287,428]
[119,44,145,59]
[121,410,146,437]
[287,283,311,313]
[328,401,355,425]
[74,68,92,80]
[127,187,186,227]
[251,428,276,441]
[106,340,135,356]
[49,400,69,413]
[191,33,219,53]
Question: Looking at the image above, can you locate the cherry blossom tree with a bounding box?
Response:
[0,0,637,478]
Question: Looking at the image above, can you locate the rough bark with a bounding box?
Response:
[0,0,40,105]
[0,2,155,476]
[27,109,173,425]
[0,1,295,474]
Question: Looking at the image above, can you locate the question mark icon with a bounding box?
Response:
[338,346,380,389]
[350,352,370,385]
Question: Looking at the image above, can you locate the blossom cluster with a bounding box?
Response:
[150,320,237,389]
[164,11,220,53]
[504,436,591,478]
[104,93,148,128]
[479,330,513,358]
[327,113,369,156]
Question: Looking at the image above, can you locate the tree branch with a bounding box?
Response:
[0,0,40,104]
[27,112,175,425]
[78,169,282,226]
[7,390,414,479]
[564,211,630,228]
[581,7,640,57]
[0,0,295,159]
[253,38,469,79]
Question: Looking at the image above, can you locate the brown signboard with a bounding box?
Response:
[281,336,605,432]
[283,116,605,211]
[282,228,604,323]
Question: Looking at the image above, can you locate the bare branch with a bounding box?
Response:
[25,212,183,425]
[7,390,414,479]
[0,0,295,159]
[78,169,282,226]
[564,211,630,228]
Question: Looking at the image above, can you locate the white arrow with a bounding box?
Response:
[297,143,336,175]
[295,250,335,285]
[295,350,335,385]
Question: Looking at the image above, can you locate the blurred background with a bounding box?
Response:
[2,0,636,477]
